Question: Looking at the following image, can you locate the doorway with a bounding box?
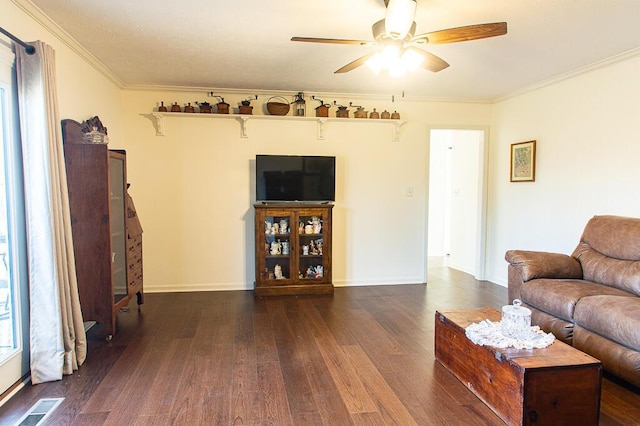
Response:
[427,127,488,280]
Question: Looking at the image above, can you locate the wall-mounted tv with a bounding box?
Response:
[256,155,335,202]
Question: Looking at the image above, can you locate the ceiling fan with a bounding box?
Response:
[291,0,507,75]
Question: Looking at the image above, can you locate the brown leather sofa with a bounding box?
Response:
[505,215,640,387]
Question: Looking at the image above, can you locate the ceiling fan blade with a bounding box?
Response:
[411,22,507,44]
[417,49,449,73]
[335,53,375,73]
[291,37,375,46]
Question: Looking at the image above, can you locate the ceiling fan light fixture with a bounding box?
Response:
[366,45,400,74]
[365,53,384,74]
[366,45,422,77]
[400,47,424,72]
[384,0,417,39]
[387,60,407,77]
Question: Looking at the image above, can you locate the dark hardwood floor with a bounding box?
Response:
[1,260,639,425]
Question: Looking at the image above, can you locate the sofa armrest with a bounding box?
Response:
[505,250,583,302]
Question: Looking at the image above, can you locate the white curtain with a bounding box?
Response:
[15,41,86,384]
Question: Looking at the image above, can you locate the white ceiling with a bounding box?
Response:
[28,0,640,101]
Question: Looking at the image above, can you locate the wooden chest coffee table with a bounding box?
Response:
[435,308,601,426]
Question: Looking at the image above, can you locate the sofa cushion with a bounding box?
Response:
[574,295,640,352]
[577,215,640,261]
[524,304,575,343]
[520,279,632,322]
[572,215,640,296]
[572,245,640,296]
[573,325,640,388]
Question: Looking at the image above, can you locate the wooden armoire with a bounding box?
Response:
[61,117,143,340]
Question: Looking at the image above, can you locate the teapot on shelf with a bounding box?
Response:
[196,101,212,113]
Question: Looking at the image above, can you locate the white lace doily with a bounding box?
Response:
[465,319,555,349]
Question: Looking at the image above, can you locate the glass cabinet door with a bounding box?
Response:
[109,156,127,302]
[262,213,293,283]
[297,212,325,281]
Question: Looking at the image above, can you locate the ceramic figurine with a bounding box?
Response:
[311,216,322,234]
[282,241,290,255]
[302,245,309,255]
[270,240,282,255]
[279,219,288,234]
[274,264,283,279]
[265,221,272,234]
[272,223,279,235]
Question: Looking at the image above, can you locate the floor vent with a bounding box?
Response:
[14,398,64,426]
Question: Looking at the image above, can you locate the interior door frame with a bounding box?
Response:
[424,125,489,281]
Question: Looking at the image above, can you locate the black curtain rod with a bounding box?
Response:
[0,26,36,55]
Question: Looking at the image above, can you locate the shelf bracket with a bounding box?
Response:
[238,116,250,138]
[151,113,165,136]
[317,118,327,140]
[393,121,406,142]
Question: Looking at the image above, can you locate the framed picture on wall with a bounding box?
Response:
[510,140,536,182]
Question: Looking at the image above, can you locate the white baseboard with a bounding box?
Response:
[143,277,426,293]
[0,375,31,409]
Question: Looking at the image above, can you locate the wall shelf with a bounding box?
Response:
[150,112,406,142]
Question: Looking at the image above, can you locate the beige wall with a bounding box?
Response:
[15,0,640,293]
[486,54,640,285]
[5,0,494,293]
[122,90,492,291]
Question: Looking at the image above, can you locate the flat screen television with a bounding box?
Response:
[255,155,335,202]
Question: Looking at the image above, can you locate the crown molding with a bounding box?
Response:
[11,0,123,88]
[493,46,640,103]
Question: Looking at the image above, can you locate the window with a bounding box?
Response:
[0,44,27,394]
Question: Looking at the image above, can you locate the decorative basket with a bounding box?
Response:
[266,96,290,116]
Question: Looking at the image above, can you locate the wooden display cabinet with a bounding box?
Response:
[62,117,144,340]
[254,203,333,296]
